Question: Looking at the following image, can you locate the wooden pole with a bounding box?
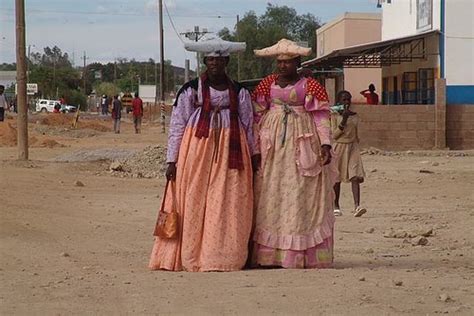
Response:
[237,15,240,81]
[83,51,87,95]
[154,61,158,123]
[16,0,28,160]
[159,0,165,133]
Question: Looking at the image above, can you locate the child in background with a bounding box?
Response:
[331,90,367,217]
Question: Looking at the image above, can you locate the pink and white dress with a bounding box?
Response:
[252,76,337,269]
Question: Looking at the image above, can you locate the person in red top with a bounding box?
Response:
[360,84,379,105]
[132,92,144,134]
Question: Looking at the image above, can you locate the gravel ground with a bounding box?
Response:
[53,148,138,162]
[109,145,168,178]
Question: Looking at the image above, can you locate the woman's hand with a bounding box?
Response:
[321,145,332,165]
[251,154,262,173]
[166,162,177,181]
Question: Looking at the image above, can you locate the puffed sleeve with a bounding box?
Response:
[252,86,271,124]
[166,88,195,163]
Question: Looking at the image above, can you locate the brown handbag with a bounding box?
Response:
[153,180,179,239]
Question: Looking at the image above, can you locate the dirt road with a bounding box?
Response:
[1,114,473,315]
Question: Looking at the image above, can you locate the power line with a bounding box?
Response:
[1,8,235,18]
[163,1,185,44]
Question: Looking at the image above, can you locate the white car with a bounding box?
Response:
[36,99,61,113]
[61,104,77,113]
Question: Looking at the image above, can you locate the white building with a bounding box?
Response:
[304,0,473,105]
[380,0,473,104]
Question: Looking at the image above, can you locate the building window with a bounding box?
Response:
[418,68,435,104]
[417,0,433,31]
[382,77,389,104]
[402,72,418,104]
[393,76,399,104]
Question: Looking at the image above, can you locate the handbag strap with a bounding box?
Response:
[160,180,170,213]
[160,180,177,213]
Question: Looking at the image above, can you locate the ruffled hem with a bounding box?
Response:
[149,263,244,272]
[253,212,335,251]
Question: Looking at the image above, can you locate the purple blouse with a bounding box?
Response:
[166,85,256,163]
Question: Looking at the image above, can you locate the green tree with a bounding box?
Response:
[28,46,81,99]
[0,63,16,71]
[219,4,321,80]
[94,82,120,99]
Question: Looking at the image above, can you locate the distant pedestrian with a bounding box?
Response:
[331,90,366,217]
[360,84,379,105]
[0,85,8,122]
[101,95,109,115]
[10,97,17,113]
[132,92,143,134]
[111,95,122,134]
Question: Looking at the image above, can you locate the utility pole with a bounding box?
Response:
[181,26,210,75]
[16,0,28,160]
[237,15,241,81]
[114,60,117,84]
[154,60,158,122]
[145,63,148,83]
[82,51,89,96]
[184,59,190,82]
[27,44,34,82]
[158,0,165,133]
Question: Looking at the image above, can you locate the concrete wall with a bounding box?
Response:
[352,104,436,150]
[446,105,474,150]
[351,103,473,150]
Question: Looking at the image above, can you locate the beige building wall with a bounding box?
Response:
[345,68,382,104]
[317,20,345,58]
[317,13,382,103]
[343,16,382,47]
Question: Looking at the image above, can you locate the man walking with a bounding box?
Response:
[101,95,109,115]
[111,95,122,134]
[132,92,143,134]
[0,85,9,122]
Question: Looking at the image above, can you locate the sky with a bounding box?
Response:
[0,0,380,69]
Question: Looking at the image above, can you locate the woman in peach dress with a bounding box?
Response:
[149,39,259,272]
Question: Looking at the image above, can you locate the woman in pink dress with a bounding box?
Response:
[149,39,259,272]
[251,39,337,269]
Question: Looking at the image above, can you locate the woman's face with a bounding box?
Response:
[277,58,299,77]
[205,56,227,76]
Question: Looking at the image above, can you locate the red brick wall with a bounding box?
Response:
[447,105,474,150]
[351,104,436,150]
